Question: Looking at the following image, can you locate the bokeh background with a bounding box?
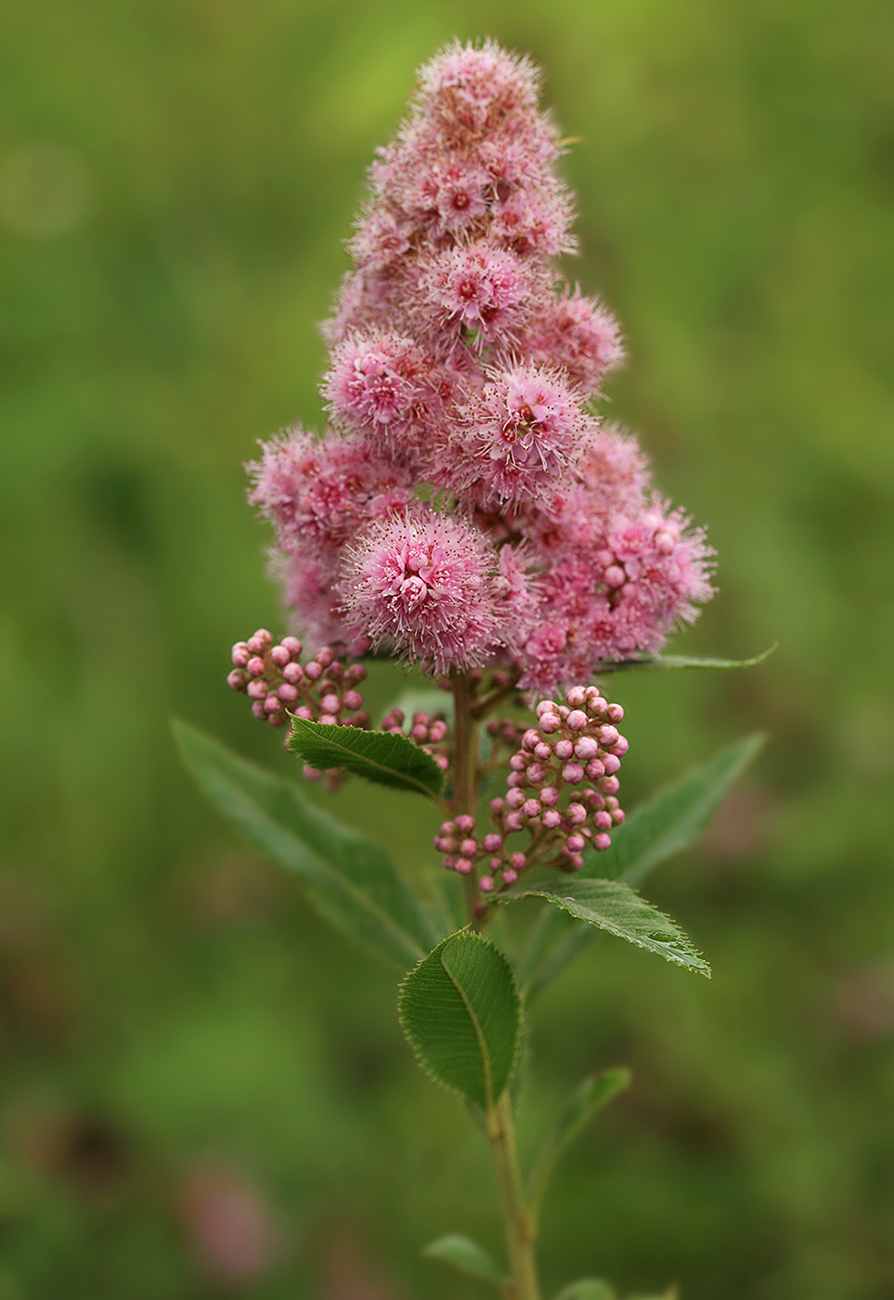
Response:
[2,0,892,1296]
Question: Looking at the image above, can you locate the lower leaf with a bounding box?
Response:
[423,1234,503,1285]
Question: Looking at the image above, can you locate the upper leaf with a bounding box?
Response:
[174,721,437,968]
[553,1282,618,1300]
[594,644,777,674]
[398,930,522,1112]
[287,716,445,799]
[499,875,710,977]
[423,1234,503,1285]
[584,732,766,888]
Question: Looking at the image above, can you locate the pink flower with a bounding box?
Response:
[422,243,542,345]
[520,287,624,392]
[247,428,414,558]
[447,363,591,506]
[338,508,506,673]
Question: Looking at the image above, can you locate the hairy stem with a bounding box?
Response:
[450,671,481,927]
[489,1092,541,1300]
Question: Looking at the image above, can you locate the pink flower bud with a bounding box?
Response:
[342,690,363,710]
[506,811,524,831]
[479,876,495,893]
[594,833,612,851]
[562,762,585,784]
[555,739,573,760]
[455,814,475,833]
[304,661,323,680]
[523,798,541,818]
[247,680,266,700]
[574,736,599,760]
[539,713,562,733]
[567,803,587,825]
[346,663,367,683]
[567,834,585,852]
[281,636,302,656]
[315,647,334,667]
[612,808,625,825]
[227,669,247,691]
[540,786,559,807]
[598,724,620,747]
[506,772,526,788]
[460,838,477,856]
[567,709,588,731]
[534,742,552,761]
[522,728,540,750]
[247,656,266,677]
[251,700,266,719]
[456,857,474,875]
[565,686,587,707]
[231,643,250,667]
[264,695,281,713]
[510,754,527,771]
[614,735,629,756]
[278,683,299,703]
[594,810,612,830]
[502,867,518,884]
[282,662,303,684]
[270,645,290,667]
[319,713,338,725]
[490,798,505,817]
[483,833,503,852]
[585,759,605,780]
[603,753,621,776]
[506,788,526,809]
[294,705,313,720]
[247,630,273,653]
[509,852,526,871]
[321,694,341,714]
[606,703,624,722]
[429,720,448,742]
[542,809,561,829]
[601,776,620,794]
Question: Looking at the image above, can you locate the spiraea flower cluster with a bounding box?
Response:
[246,39,714,689]
[434,686,627,893]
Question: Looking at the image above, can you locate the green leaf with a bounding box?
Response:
[398,930,522,1112]
[174,721,436,968]
[423,1234,503,1285]
[554,1282,617,1300]
[586,732,766,888]
[594,644,777,673]
[529,1070,631,1215]
[287,716,445,799]
[499,876,710,977]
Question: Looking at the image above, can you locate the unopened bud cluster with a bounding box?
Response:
[434,686,627,893]
[227,629,369,729]
[380,708,451,772]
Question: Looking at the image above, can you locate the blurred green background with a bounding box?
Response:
[1,0,892,1296]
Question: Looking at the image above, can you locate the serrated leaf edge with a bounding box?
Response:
[288,714,445,799]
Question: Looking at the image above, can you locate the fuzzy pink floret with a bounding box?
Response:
[338,508,506,673]
[247,428,414,558]
[520,288,624,392]
[449,363,591,506]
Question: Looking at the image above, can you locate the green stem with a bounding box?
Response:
[450,672,481,928]
[489,1092,541,1300]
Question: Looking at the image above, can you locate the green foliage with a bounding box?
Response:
[596,646,777,673]
[554,1282,618,1300]
[287,715,446,798]
[529,1070,631,1216]
[174,721,439,967]
[520,735,762,999]
[423,1234,504,1285]
[399,931,522,1112]
[502,875,710,976]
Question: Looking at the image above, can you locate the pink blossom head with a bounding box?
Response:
[416,39,542,143]
[421,243,544,347]
[521,287,624,392]
[447,362,591,506]
[338,507,506,674]
[322,331,449,456]
[247,428,414,558]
